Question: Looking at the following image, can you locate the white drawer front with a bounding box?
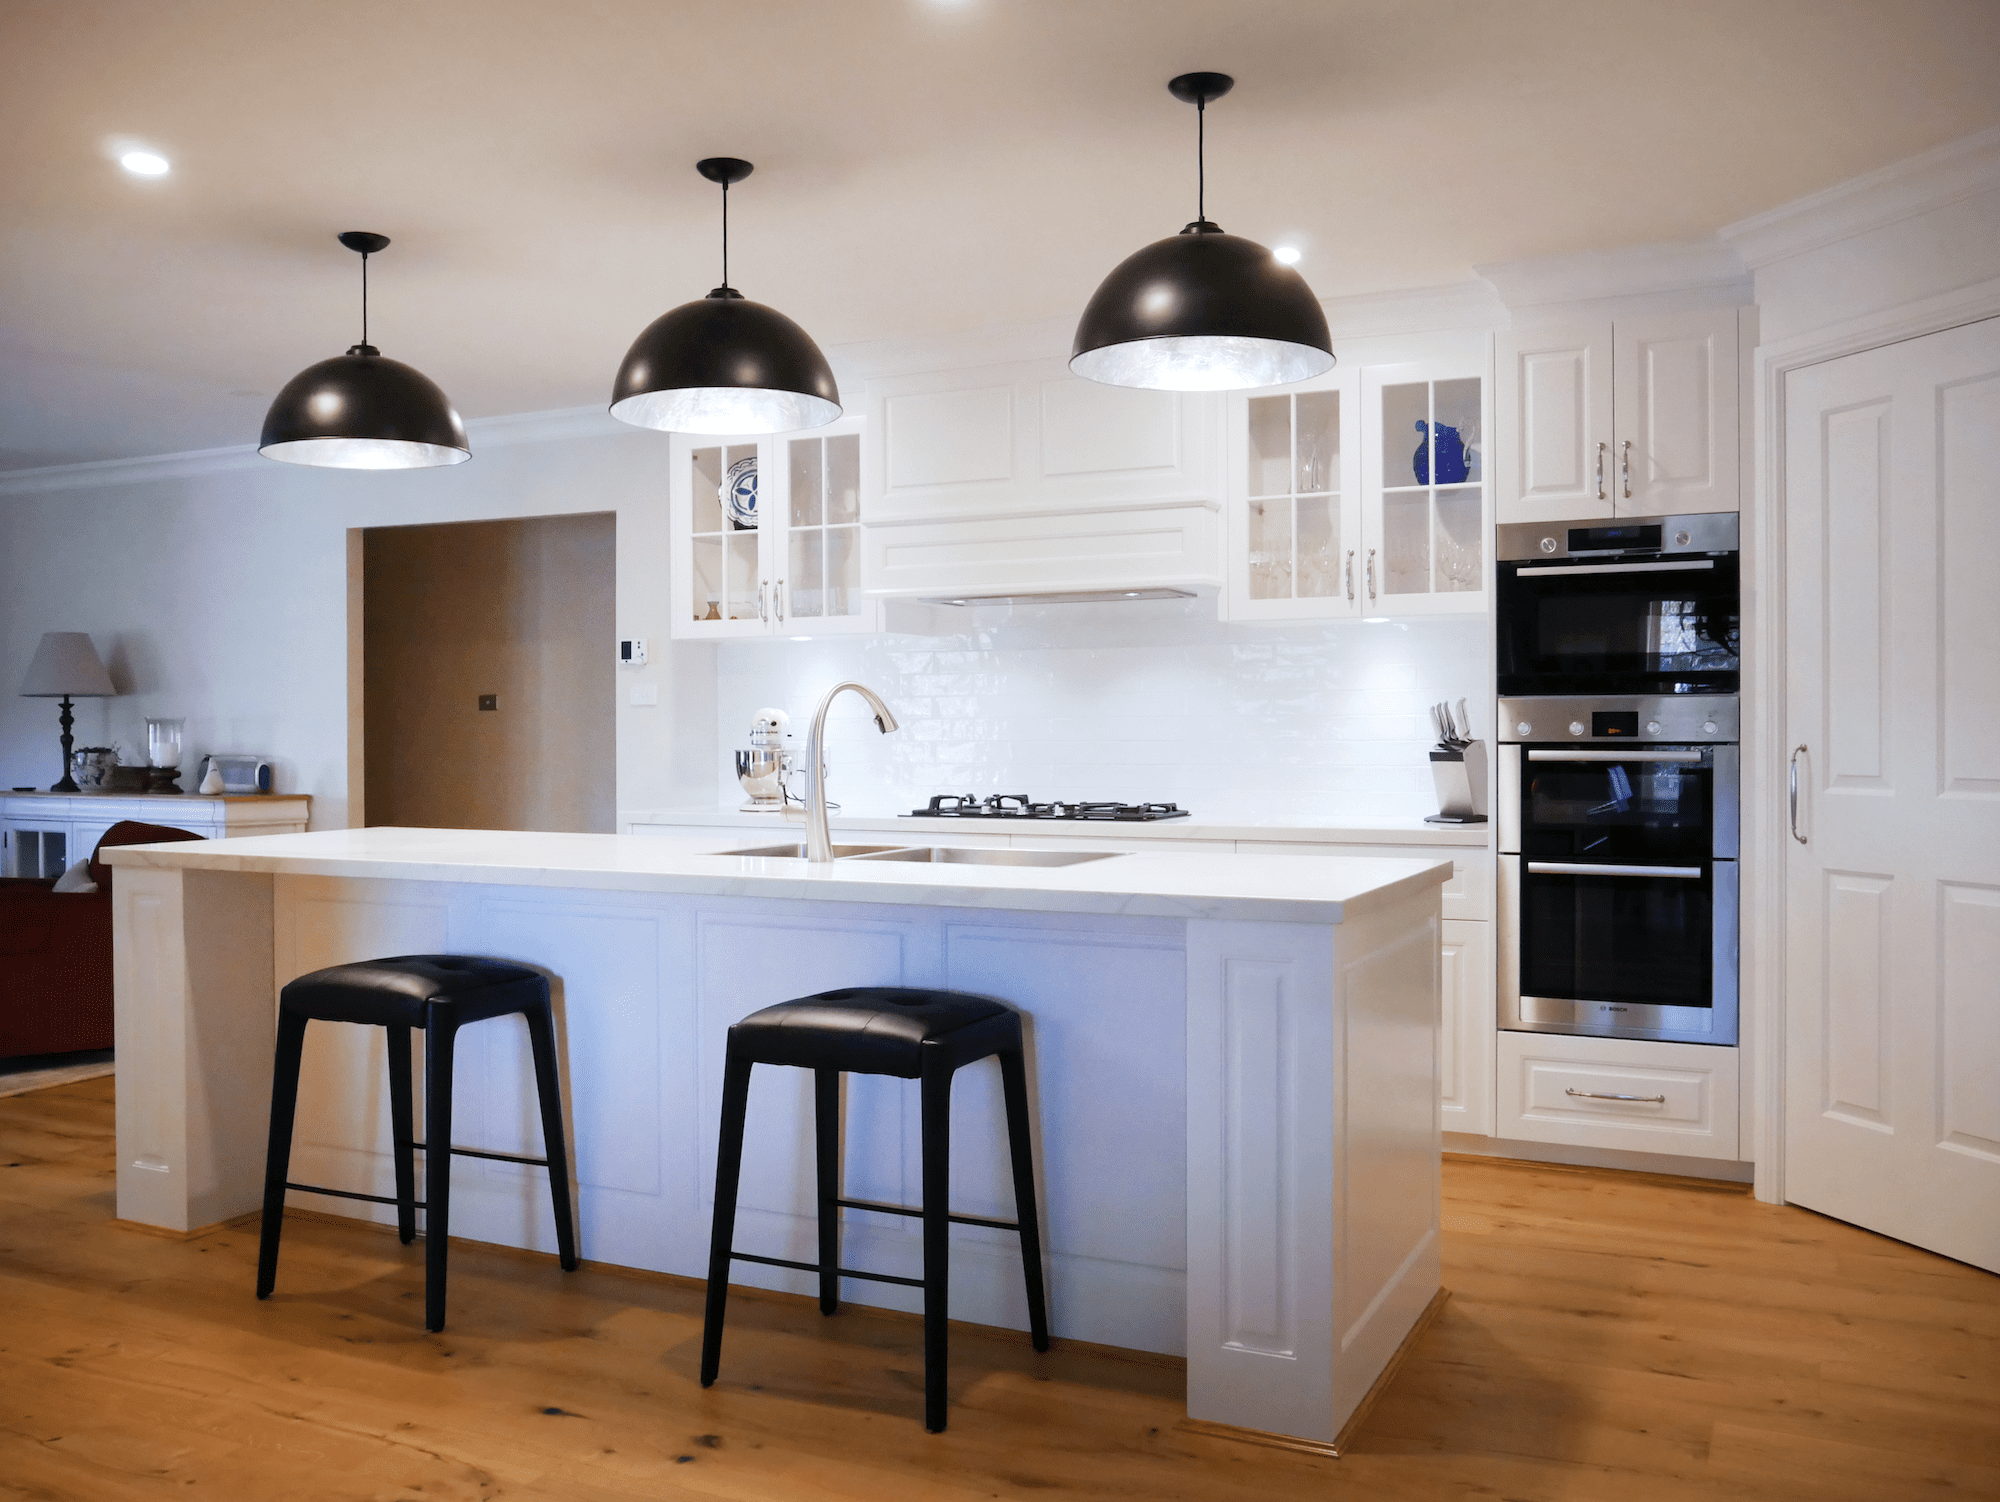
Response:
[1498,1032,1739,1158]
[1233,840,1491,921]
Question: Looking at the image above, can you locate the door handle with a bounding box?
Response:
[1790,744,1808,845]
[1566,1088,1666,1104]
[1595,441,1606,502]
[1527,862,1704,878]
[758,582,769,622]
[1621,439,1632,501]
[1345,549,1355,602]
[1527,750,1705,763]
[1366,547,1377,601]
[775,579,786,622]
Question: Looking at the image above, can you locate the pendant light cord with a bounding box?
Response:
[721,179,730,291]
[360,251,370,349]
[1197,95,1206,224]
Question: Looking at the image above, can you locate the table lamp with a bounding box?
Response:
[18,632,117,792]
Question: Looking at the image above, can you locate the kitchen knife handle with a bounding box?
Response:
[1596,441,1606,501]
[1790,744,1808,845]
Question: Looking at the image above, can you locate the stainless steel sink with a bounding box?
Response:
[717,843,910,859]
[848,846,1125,867]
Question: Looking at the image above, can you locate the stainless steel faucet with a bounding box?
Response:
[802,681,899,862]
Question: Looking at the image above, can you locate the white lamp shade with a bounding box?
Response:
[19,632,115,697]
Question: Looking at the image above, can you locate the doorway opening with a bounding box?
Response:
[360,513,615,833]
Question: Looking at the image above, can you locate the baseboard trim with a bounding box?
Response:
[1177,1286,1451,1459]
[108,1210,260,1242]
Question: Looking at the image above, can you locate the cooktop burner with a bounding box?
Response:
[907,795,1190,822]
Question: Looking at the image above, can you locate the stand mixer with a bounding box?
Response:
[734,707,795,812]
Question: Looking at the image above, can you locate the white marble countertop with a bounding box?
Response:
[623,806,1491,848]
[104,825,1452,925]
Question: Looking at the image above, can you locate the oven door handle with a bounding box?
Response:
[1526,750,1706,763]
[1512,559,1717,576]
[1526,862,1704,879]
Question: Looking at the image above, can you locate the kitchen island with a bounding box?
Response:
[106,827,1449,1453]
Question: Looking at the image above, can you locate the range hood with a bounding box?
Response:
[922,587,1195,607]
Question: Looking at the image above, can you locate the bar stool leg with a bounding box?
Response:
[919,1053,954,1433]
[386,1024,417,1246]
[998,1046,1051,1352]
[255,1010,310,1299]
[814,1066,842,1316]
[422,1012,458,1333]
[524,998,579,1271]
[701,1050,755,1387]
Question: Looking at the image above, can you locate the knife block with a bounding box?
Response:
[1426,740,1488,824]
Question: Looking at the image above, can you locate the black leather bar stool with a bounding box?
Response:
[700,986,1050,1433]
[255,955,578,1331]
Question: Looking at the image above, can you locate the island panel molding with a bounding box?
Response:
[106,828,1446,1448]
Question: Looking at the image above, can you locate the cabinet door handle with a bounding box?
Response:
[758,582,769,622]
[775,579,786,622]
[1621,439,1632,500]
[1565,1088,1666,1104]
[1790,744,1808,845]
[1366,547,1377,601]
[1595,441,1606,501]
[1345,549,1355,601]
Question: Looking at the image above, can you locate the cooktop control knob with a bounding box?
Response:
[1646,720,1662,734]
[1540,537,1558,554]
[1675,530,1692,547]
[1702,719,1719,734]
[1570,721,1586,736]
[1516,720,1533,736]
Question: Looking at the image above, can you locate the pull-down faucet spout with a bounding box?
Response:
[802,682,899,863]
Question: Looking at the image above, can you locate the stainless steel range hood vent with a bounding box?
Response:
[919,588,1197,607]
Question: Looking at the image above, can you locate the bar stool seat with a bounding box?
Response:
[701,985,1049,1432]
[255,954,578,1332]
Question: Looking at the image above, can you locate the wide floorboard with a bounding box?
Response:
[2,1076,1994,1500]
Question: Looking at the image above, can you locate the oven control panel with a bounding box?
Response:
[1499,695,1738,744]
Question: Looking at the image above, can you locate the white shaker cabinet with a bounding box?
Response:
[860,359,1224,602]
[668,416,879,640]
[2,790,311,876]
[1223,349,1487,622]
[1495,308,1740,524]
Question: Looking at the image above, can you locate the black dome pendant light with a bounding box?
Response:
[1072,73,1334,392]
[610,158,841,435]
[259,232,470,469]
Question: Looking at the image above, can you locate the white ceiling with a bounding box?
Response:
[3,0,1996,471]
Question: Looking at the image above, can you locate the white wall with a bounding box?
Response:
[709,602,1488,822]
[0,415,716,827]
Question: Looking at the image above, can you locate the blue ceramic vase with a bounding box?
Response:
[1414,421,1469,485]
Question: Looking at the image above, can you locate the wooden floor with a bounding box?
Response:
[2,1077,1995,1501]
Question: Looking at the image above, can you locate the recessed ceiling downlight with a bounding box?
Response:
[120,150,170,176]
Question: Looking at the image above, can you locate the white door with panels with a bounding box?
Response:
[1782,316,2000,1273]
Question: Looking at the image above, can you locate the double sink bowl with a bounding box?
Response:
[719,843,1122,868]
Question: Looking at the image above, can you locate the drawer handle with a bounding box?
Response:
[1527,861,1703,879]
[1565,1087,1666,1104]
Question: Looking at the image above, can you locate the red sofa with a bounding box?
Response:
[0,820,205,1059]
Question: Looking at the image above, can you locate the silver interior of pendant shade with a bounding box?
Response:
[1070,334,1334,392]
[260,437,472,469]
[609,385,843,437]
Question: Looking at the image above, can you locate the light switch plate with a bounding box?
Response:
[629,685,659,706]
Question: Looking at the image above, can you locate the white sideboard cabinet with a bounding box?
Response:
[1495,307,1741,524]
[1,790,311,877]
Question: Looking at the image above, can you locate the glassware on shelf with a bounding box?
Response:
[144,717,185,793]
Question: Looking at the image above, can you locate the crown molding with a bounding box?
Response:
[1319,278,1506,339]
[1721,125,2000,270]
[0,402,639,496]
[1475,239,1749,310]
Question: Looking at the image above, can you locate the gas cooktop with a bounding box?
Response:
[906,795,1190,822]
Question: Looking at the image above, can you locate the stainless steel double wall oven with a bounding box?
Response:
[1495,513,1740,1046]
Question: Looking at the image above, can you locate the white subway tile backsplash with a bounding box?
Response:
[716,599,1487,821]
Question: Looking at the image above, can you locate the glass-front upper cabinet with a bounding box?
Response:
[670,416,876,639]
[1360,362,1488,616]
[1224,367,1363,621]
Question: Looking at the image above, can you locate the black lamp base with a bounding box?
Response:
[49,693,79,792]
